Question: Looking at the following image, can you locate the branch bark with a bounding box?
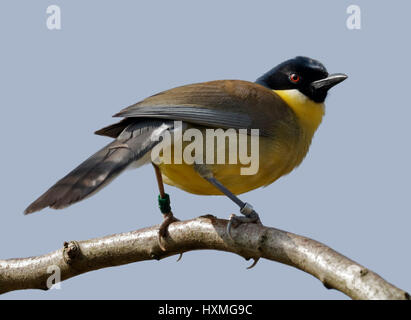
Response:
[0,215,409,299]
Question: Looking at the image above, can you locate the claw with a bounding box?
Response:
[246,257,260,270]
[226,210,261,240]
[158,233,167,251]
[226,214,236,240]
[176,253,183,262]
[157,212,179,251]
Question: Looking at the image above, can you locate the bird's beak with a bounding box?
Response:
[311,73,348,91]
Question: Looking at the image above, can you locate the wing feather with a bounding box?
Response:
[110,80,293,137]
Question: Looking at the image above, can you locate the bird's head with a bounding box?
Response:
[256,56,347,103]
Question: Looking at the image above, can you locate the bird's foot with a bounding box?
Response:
[158,212,179,251]
[227,203,261,240]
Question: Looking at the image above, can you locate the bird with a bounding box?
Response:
[25,56,347,244]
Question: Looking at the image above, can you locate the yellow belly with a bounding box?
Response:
[158,135,301,195]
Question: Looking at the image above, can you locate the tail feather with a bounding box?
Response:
[24,120,171,214]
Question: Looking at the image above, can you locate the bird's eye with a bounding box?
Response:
[289,73,300,83]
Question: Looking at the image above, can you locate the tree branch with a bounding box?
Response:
[0,215,409,299]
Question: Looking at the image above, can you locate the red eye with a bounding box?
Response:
[289,73,300,83]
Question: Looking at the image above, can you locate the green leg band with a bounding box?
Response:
[158,193,171,214]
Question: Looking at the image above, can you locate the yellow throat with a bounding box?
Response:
[274,89,325,136]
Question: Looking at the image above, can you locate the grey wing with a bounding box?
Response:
[96,80,293,139]
[113,106,251,130]
[112,81,258,131]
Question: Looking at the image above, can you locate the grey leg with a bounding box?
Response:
[194,164,261,239]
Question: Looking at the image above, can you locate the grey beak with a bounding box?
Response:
[311,73,348,91]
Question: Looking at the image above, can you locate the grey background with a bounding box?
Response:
[1,0,410,299]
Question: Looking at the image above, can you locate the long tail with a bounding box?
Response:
[24,120,171,214]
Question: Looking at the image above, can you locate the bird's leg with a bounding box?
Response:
[193,164,262,239]
[152,163,179,251]
[206,176,261,239]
